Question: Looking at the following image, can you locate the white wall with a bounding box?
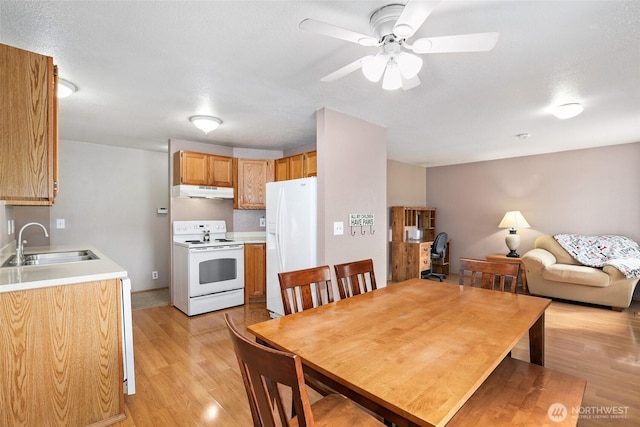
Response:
[48,140,170,292]
[317,108,388,285]
[426,142,640,281]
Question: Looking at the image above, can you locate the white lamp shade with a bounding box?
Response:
[397,52,423,79]
[382,62,402,91]
[362,54,388,82]
[498,211,530,230]
[190,116,222,134]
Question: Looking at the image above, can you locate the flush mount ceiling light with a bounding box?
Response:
[553,103,583,120]
[189,116,222,134]
[57,78,77,98]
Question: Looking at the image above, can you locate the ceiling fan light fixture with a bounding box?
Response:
[362,54,388,82]
[393,23,413,38]
[397,52,423,79]
[382,62,402,91]
[189,115,222,134]
[552,103,583,119]
[58,78,77,98]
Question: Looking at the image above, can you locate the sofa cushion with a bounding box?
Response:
[535,235,581,265]
[542,264,610,287]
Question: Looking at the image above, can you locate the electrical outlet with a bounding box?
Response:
[260,217,266,227]
[56,219,65,229]
[152,271,158,280]
[333,221,344,236]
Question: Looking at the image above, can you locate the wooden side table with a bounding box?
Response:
[486,254,528,293]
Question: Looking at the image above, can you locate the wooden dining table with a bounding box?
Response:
[248,278,551,427]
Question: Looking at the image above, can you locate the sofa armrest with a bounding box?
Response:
[522,248,557,268]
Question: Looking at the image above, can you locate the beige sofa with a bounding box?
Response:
[522,235,639,310]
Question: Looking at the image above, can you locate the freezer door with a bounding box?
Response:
[266,178,317,316]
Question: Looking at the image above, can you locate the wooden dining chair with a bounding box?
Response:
[459,258,521,293]
[224,314,384,427]
[278,265,335,315]
[334,258,377,299]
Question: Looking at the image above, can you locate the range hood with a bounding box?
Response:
[172,185,234,199]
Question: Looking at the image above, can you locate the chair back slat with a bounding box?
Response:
[334,259,377,299]
[278,265,334,315]
[224,314,315,426]
[459,258,520,293]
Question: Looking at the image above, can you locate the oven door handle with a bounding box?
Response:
[190,245,244,252]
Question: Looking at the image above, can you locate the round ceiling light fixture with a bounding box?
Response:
[552,103,583,120]
[57,78,77,98]
[189,116,222,134]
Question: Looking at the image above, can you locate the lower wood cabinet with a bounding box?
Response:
[244,243,266,303]
[392,241,432,282]
[392,241,450,282]
[0,280,124,426]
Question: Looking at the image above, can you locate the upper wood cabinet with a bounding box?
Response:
[173,150,233,187]
[233,158,274,209]
[0,43,59,205]
[209,154,234,187]
[275,151,317,181]
[275,157,289,181]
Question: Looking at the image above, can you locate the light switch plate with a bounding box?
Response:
[56,219,65,229]
[333,221,344,236]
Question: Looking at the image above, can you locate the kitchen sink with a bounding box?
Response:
[1,250,99,268]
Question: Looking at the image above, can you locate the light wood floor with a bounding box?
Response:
[115,278,640,426]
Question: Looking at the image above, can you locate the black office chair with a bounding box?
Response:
[423,232,448,282]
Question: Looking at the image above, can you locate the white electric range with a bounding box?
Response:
[172,220,245,316]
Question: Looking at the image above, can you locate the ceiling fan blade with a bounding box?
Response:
[320,57,366,82]
[299,18,378,46]
[402,75,421,91]
[393,0,441,38]
[411,32,500,53]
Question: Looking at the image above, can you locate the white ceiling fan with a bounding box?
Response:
[300,1,499,91]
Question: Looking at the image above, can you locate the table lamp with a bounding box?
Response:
[498,211,530,257]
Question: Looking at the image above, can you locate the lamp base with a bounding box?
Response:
[504,229,521,258]
[506,250,520,258]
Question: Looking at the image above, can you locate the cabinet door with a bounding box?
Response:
[209,155,233,187]
[245,243,266,302]
[304,151,317,177]
[235,159,272,209]
[0,43,58,205]
[289,154,304,179]
[0,280,123,425]
[175,151,209,185]
[275,158,289,181]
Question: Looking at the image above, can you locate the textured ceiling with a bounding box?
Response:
[1,1,638,167]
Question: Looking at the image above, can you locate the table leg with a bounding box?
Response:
[528,313,545,366]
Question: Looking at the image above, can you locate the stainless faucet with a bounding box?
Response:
[15,222,49,266]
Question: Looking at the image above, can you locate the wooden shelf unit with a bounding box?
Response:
[391,207,449,281]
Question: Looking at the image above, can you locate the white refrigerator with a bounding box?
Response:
[266,177,317,317]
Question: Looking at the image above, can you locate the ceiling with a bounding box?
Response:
[1,1,638,167]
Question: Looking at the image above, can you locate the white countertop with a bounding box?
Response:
[0,244,128,293]
[228,231,266,244]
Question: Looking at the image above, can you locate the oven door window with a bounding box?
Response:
[199,258,237,284]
